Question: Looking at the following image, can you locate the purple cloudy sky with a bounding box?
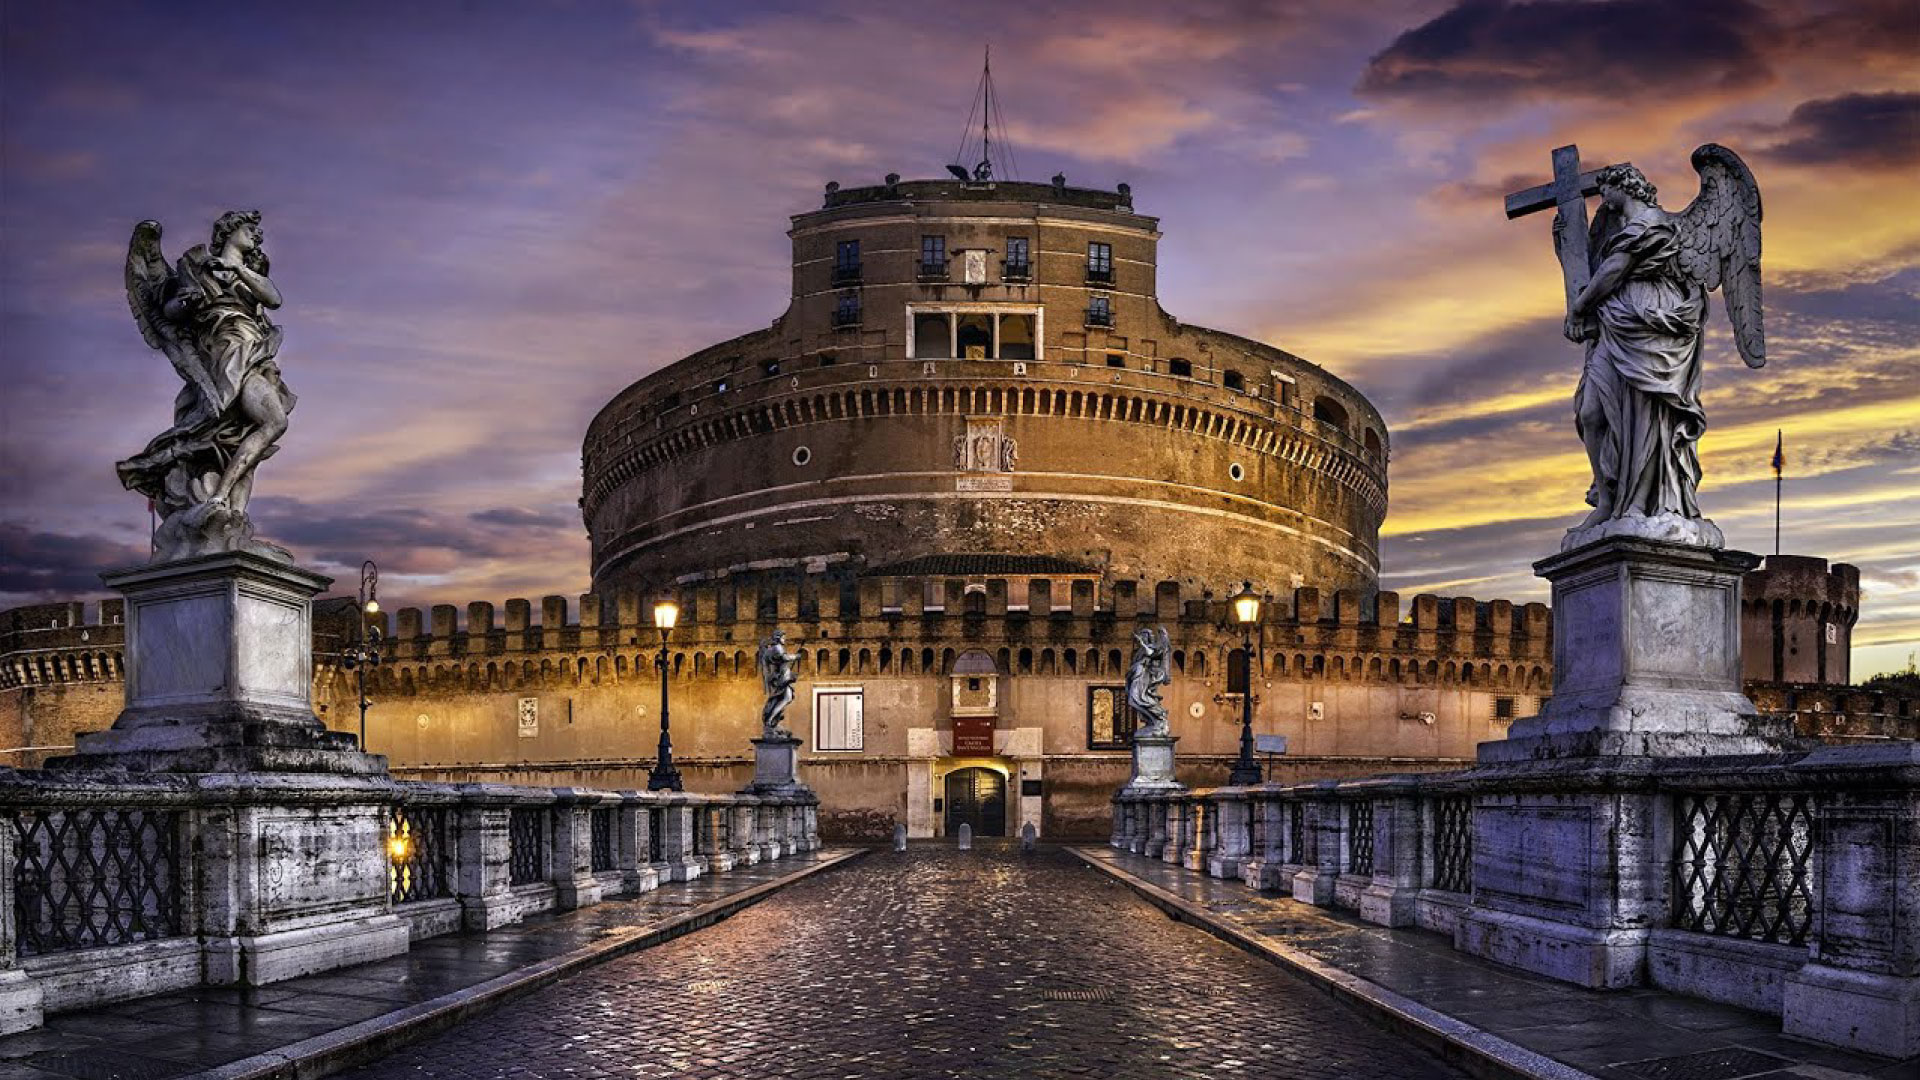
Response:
[3,1,1916,677]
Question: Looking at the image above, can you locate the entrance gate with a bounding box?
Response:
[943,767,1006,837]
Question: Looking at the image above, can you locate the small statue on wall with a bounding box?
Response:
[1127,625,1173,738]
[757,629,800,738]
[120,211,298,562]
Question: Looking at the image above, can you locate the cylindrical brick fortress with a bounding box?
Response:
[583,178,1388,597]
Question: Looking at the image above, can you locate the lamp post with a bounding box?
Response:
[1228,581,1263,786]
[647,599,683,791]
[339,560,383,750]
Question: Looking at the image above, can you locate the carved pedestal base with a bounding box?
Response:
[49,552,384,775]
[1120,735,1184,794]
[742,735,811,797]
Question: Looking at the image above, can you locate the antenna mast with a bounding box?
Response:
[949,46,1018,183]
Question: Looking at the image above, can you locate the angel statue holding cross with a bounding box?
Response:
[119,211,297,563]
[1507,145,1765,551]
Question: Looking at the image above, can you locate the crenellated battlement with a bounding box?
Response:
[2,576,1552,694]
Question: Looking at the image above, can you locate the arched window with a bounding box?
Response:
[1222,369,1246,393]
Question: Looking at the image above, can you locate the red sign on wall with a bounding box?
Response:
[953,716,995,756]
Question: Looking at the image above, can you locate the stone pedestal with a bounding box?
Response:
[1460,535,1795,988]
[50,552,384,775]
[1121,734,1183,794]
[1481,537,1791,763]
[742,735,811,797]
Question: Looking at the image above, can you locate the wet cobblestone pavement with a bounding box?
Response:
[346,844,1465,1079]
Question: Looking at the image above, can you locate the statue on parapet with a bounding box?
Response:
[1126,625,1172,738]
[1509,145,1765,551]
[757,629,799,739]
[119,211,297,563]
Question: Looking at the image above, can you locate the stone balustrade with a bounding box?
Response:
[0,770,820,1034]
[1111,741,1920,1058]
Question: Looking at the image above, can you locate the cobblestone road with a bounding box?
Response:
[345,845,1465,1079]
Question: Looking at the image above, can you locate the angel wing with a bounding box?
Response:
[1152,627,1172,683]
[757,640,779,696]
[1673,144,1765,369]
[125,221,220,400]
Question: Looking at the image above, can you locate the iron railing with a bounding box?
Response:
[590,807,615,873]
[10,807,183,957]
[1001,260,1031,281]
[507,807,545,886]
[831,264,862,286]
[917,260,950,281]
[1085,307,1113,328]
[390,803,452,905]
[1348,801,1375,877]
[1288,801,1305,863]
[1432,796,1472,895]
[1673,792,1815,946]
[648,806,665,863]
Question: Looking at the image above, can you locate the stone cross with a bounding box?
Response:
[1504,144,1607,307]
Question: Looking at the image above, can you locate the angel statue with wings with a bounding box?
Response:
[1529,145,1764,551]
[757,630,800,739]
[1126,626,1173,738]
[118,210,298,562]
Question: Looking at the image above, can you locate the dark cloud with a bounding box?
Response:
[1358,0,1773,104]
[247,496,576,575]
[1774,266,1920,328]
[469,506,573,529]
[1756,92,1920,169]
[0,524,146,595]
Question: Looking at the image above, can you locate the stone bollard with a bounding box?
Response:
[957,823,972,850]
[1021,822,1037,853]
[893,823,907,851]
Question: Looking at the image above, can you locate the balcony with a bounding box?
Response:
[1086,267,1114,286]
[1001,261,1032,283]
[1085,307,1114,328]
[917,260,950,283]
[831,264,862,286]
[831,307,862,330]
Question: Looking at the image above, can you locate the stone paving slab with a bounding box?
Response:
[0,849,863,1080]
[1071,847,1920,1080]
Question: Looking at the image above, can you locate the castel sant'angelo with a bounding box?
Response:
[2,168,1905,840]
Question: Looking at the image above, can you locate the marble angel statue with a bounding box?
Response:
[1126,626,1173,738]
[1555,145,1764,551]
[757,630,800,738]
[119,210,297,562]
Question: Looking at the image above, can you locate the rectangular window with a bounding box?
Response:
[1493,695,1517,721]
[1168,357,1193,378]
[833,291,861,328]
[814,688,865,751]
[920,235,947,278]
[1087,685,1137,750]
[1004,237,1030,279]
[1087,241,1113,283]
[1087,294,1112,327]
[1106,353,1126,368]
[833,239,861,284]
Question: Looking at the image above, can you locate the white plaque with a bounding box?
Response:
[517,696,538,738]
[963,249,987,285]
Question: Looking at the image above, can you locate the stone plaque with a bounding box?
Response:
[1815,811,1897,964]
[258,810,387,918]
[963,249,987,285]
[1477,804,1592,912]
[1554,579,1622,693]
[518,696,538,738]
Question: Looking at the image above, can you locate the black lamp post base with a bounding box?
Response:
[1227,761,1263,786]
[647,765,683,792]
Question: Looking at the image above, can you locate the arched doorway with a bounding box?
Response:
[944,767,1006,837]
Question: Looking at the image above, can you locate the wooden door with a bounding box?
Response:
[944,767,1007,837]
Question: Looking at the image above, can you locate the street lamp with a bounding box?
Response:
[339,560,384,750]
[647,599,683,791]
[1228,581,1263,786]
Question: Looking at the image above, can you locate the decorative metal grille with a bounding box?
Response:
[1673,792,1814,946]
[507,807,545,886]
[1432,796,1473,895]
[10,807,183,957]
[647,807,664,863]
[1287,802,1305,864]
[1348,801,1375,877]
[1248,797,1268,858]
[389,803,451,905]
[713,808,730,853]
[589,807,615,873]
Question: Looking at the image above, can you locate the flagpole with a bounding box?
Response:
[1772,429,1782,557]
